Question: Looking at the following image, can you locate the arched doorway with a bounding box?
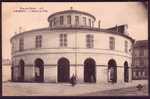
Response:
[34,58,44,82]
[57,58,70,82]
[84,58,96,83]
[108,59,117,83]
[19,60,25,82]
[11,62,14,81]
[124,61,129,82]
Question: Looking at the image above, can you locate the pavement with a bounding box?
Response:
[80,84,148,96]
[2,80,148,96]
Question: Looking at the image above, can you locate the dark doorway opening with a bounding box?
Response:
[84,58,96,83]
[19,60,25,82]
[108,59,117,83]
[58,58,70,82]
[35,58,44,82]
[124,61,129,82]
[11,62,14,81]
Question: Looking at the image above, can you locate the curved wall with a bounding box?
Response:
[48,12,95,28]
[11,29,133,83]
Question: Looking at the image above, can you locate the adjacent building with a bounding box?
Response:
[2,59,11,82]
[10,8,134,83]
[2,59,11,65]
[132,40,148,80]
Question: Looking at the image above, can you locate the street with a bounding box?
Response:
[80,84,148,96]
[3,80,148,96]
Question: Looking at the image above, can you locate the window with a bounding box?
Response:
[19,38,24,51]
[49,20,52,27]
[12,43,14,52]
[75,16,79,25]
[138,71,142,77]
[109,37,115,50]
[54,18,56,26]
[92,21,94,27]
[133,71,136,77]
[139,49,144,56]
[136,60,140,66]
[89,19,91,27]
[140,59,144,66]
[60,34,67,47]
[35,35,42,48]
[125,41,128,53]
[142,71,145,77]
[67,15,71,24]
[86,34,94,48]
[60,16,64,25]
[83,17,86,25]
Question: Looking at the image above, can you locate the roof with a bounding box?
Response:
[134,40,148,48]
[48,9,96,21]
[106,24,128,33]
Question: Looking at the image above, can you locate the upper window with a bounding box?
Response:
[19,38,24,51]
[49,20,52,27]
[67,15,71,24]
[89,19,91,27]
[83,17,86,25]
[60,16,64,25]
[92,21,94,27]
[86,34,94,48]
[35,35,42,48]
[75,16,79,25]
[140,59,144,66]
[60,34,67,47]
[125,41,128,53]
[54,18,56,26]
[109,37,115,50]
[139,48,144,56]
[12,42,14,52]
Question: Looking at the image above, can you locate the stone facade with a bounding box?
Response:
[10,9,134,83]
[132,40,148,80]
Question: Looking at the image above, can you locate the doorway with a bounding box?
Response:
[34,58,44,82]
[57,58,70,82]
[84,58,96,83]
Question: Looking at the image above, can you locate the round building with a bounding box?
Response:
[10,9,134,83]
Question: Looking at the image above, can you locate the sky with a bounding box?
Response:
[2,2,148,59]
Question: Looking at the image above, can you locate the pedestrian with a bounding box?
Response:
[70,74,76,87]
[110,68,115,84]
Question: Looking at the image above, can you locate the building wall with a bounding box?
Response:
[11,29,133,54]
[11,25,133,83]
[12,50,132,83]
[132,44,148,80]
[2,65,11,82]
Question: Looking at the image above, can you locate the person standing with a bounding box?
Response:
[70,74,76,86]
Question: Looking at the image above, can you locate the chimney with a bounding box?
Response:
[98,20,101,29]
[116,24,118,32]
[19,27,22,33]
[124,24,129,35]
[124,24,128,33]
[70,7,73,10]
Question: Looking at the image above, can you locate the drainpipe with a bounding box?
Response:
[75,28,77,79]
[98,20,101,30]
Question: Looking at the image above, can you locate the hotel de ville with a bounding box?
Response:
[10,8,134,84]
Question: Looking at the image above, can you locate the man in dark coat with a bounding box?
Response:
[70,74,76,86]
